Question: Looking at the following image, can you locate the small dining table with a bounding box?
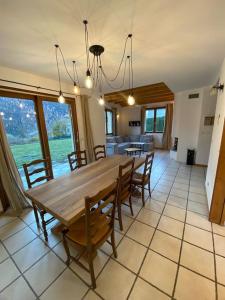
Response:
[25,155,145,227]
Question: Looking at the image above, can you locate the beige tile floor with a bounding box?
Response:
[0,151,224,299]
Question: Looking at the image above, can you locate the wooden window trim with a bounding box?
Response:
[144,107,166,134]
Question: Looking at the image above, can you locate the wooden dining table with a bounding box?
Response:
[25,155,145,227]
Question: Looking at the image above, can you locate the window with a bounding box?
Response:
[105,109,113,135]
[145,107,166,133]
[0,91,79,188]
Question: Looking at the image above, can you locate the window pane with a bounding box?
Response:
[106,111,113,134]
[0,97,43,188]
[43,101,75,178]
[145,109,154,132]
[156,108,166,132]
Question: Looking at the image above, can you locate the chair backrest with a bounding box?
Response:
[93,145,106,161]
[23,158,53,189]
[85,182,117,247]
[143,152,154,179]
[117,158,135,204]
[68,150,87,171]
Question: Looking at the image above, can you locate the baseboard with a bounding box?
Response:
[194,163,208,167]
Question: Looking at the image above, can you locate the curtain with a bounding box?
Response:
[80,95,95,162]
[162,103,174,150]
[0,117,30,215]
[140,106,146,134]
[112,107,117,135]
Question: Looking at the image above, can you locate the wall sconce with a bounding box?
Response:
[116,113,120,120]
[210,79,224,96]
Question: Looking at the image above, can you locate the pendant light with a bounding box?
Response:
[58,90,65,103]
[83,20,93,89]
[98,95,105,105]
[98,66,105,105]
[72,61,80,95]
[127,35,135,105]
[55,45,65,103]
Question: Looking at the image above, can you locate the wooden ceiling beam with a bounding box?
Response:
[105,82,171,96]
[104,81,174,106]
[107,94,174,104]
[105,91,173,102]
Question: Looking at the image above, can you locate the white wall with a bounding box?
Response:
[172,86,216,164]
[206,58,225,207]
[119,106,141,136]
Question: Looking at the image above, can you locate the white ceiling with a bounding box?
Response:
[1,0,225,92]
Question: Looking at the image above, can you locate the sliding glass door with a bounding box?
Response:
[0,92,79,188]
[0,96,43,188]
[42,100,75,178]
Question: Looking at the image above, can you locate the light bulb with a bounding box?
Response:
[26,114,30,118]
[0,112,4,116]
[98,96,105,106]
[128,94,135,105]
[19,103,23,109]
[58,91,65,103]
[85,70,93,89]
[73,83,80,95]
[9,117,13,121]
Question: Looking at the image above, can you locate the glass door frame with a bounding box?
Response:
[0,89,80,180]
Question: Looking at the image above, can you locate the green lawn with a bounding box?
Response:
[11,138,74,169]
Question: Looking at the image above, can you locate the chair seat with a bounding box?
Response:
[66,213,111,246]
[132,172,148,185]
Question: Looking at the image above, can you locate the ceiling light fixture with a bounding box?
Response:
[72,61,80,95]
[54,20,135,106]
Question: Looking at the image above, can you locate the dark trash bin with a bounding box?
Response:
[187,149,195,165]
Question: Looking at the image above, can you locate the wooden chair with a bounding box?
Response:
[93,145,106,161]
[131,152,154,206]
[116,158,135,231]
[62,182,118,289]
[23,158,55,241]
[68,150,87,171]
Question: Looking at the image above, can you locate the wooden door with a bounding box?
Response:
[209,120,225,224]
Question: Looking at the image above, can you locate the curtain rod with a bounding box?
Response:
[0,78,75,97]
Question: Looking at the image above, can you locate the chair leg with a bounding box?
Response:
[62,234,71,266]
[32,203,40,228]
[88,252,96,289]
[111,231,117,258]
[141,185,145,207]
[117,203,123,231]
[129,195,134,216]
[40,211,48,242]
[148,180,151,198]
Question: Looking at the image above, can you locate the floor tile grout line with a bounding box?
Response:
[171,164,192,298]
[0,240,40,299]
[0,217,18,229]
[126,159,180,299]
[211,222,218,300]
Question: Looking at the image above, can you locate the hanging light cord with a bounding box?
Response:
[72,61,80,85]
[100,55,128,90]
[100,35,130,82]
[55,46,62,91]
[57,46,75,84]
[84,20,90,71]
[130,34,134,94]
